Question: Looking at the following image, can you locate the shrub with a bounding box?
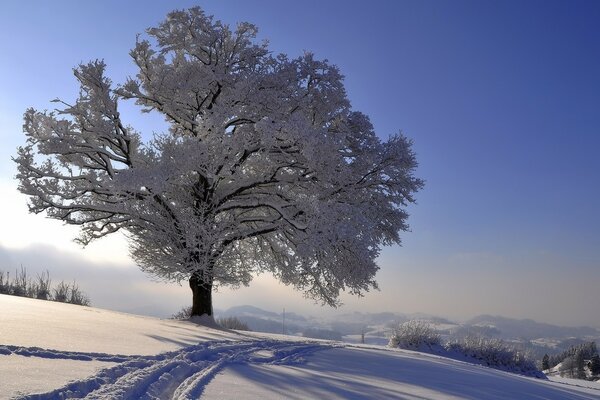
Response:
[0,267,90,306]
[171,308,251,331]
[69,282,90,306]
[217,316,251,331]
[172,306,192,320]
[388,320,441,349]
[34,271,52,300]
[446,335,539,376]
[53,281,71,303]
[12,266,29,297]
[388,322,542,378]
[0,271,9,294]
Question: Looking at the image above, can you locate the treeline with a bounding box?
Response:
[542,341,600,380]
[0,266,90,306]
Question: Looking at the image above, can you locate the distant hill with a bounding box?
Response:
[220,305,280,319]
[465,315,600,340]
[215,306,600,353]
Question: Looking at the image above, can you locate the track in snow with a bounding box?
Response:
[6,340,330,399]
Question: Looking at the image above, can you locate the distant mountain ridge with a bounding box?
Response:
[465,315,599,340]
[215,305,600,343]
[219,305,307,322]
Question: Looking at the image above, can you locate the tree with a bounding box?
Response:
[14,7,422,317]
[589,353,600,376]
[559,356,576,378]
[542,354,550,371]
[574,349,586,379]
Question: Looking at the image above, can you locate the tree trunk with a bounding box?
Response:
[189,273,213,317]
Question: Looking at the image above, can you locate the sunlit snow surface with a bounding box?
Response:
[1,294,599,399]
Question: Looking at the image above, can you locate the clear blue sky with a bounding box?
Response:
[0,0,598,326]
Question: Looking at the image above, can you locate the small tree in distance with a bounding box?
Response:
[542,354,550,371]
[589,353,600,376]
[14,7,422,317]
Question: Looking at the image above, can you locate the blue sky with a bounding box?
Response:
[0,1,598,326]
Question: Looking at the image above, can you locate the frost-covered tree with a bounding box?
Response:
[14,8,422,317]
[542,354,550,371]
[560,356,576,378]
[589,353,600,376]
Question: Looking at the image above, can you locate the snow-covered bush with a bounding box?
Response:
[446,336,540,377]
[388,322,542,378]
[388,320,441,349]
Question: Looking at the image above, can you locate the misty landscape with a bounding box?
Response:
[1,1,599,399]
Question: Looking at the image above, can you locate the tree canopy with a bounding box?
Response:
[14,7,423,316]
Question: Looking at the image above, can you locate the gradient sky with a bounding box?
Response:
[0,0,598,327]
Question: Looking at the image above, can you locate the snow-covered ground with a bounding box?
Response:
[1,294,599,399]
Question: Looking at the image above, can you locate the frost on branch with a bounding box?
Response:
[14,7,423,316]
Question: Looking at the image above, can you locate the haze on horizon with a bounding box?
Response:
[0,0,598,328]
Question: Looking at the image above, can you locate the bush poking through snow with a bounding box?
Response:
[52,280,90,306]
[11,266,29,297]
[0,267,89,306]
[68,282,91,306]
[53,281,70,303]
[388,320,441,349]
[171,307,251,331]
[0,271,8,294]
[34,270,52,300]
[172,306,193,320]
[217,317,251,331]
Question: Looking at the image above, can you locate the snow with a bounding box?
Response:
[204,346,599,399]
[0,355,113,398]
[547,376,600,391]
[2,295,600,399]
[0,294,236,355]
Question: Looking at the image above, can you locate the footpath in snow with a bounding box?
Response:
[2,340,329,399]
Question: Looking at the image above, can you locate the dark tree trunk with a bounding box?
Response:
[189,273,213,317]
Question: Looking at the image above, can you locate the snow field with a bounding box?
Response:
[0,294,235,355]
[9,340,329,399]
[2,295,600,399]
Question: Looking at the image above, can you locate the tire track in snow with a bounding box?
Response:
[5,340,330,399]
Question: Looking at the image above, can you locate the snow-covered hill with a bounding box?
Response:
[1,294,599,399]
